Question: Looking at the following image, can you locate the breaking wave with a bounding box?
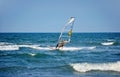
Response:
[58,46,96,51]
[0,42,41,51]
[70,61,120,72]
[0,45,96,51]
[0,45,42,51]
[0,45,19,51]
[0,42,13,45]
[28,46,96,51]
[0,42,96,51]
[101,42,115,46]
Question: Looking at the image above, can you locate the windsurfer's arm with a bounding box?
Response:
[64,39,70,43]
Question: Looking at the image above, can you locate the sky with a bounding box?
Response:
[0,0,120,32]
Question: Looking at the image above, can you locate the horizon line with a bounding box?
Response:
[0,32,120,33]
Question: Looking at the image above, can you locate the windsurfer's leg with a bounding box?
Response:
[56,44,59,48]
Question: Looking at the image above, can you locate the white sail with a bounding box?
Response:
[67,17,75,24]
[58,17,75,44]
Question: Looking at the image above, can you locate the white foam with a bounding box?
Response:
[70,61,120,72]
[19,45,40,48]
[101,42,114,46]
[19,45,50,50]
[0,42,20,51]
[0,42,13,45]
[0,44,49,51]
[59,47,83,51]
[21,46,96,51]
[59,46,96,51]
[28,53,36,56]
[0,43,96,51]
[19,45,96,51]
[0,45,19,51]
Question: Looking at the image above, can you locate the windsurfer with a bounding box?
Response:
[56,40,69,49]
[49,17,75,50]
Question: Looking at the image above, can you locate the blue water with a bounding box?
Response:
[0,33,120,77]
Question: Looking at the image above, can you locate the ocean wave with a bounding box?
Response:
[0,42,19,51]
[20,46,96,51]
[70,61,120,72]
[21,46,95,51]
[0,42,13,45]
[0,44,96,51]
[22,45,50,50]
[18,45,40,49]
[28,53,36,56]
[0,41,96,51]
[0,44,49,51]
[106,39,115,42]
[0,45,19,51]
[113,53,120,56]
[58,46,96,51]
[101,42,115,46]
[0,44,39,51]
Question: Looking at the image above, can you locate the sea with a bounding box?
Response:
[0,33,120,77]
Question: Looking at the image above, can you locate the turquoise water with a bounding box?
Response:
[0,33,120,77]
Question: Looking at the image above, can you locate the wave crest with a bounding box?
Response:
[0,41,96,51]
[0,45,19,51]
[101,42,115,46]
[70,61,120,72]
[59,46,96,51]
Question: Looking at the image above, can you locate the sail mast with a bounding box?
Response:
[68,19,74,42]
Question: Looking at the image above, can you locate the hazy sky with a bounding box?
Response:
[0,0,120,32]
